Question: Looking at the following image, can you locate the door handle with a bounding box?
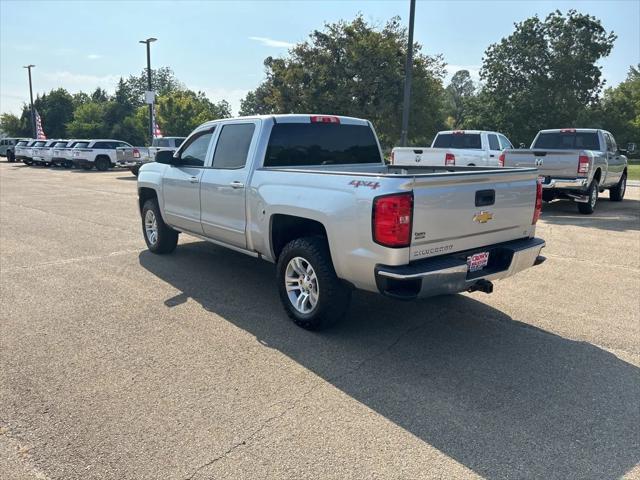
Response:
[490,154,495,158]
[189,176,199,184]
[230,181,245,189]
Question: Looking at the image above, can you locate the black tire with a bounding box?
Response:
[81,164,93,170]
[7,151,15,163]
[578,179,598,214]
[609,172,627,202]
[142,199,179,254]
[24,159,32,166]
[95,157,110,171]
[63,160,73,169]
[131,166,140,177]
[276,236,351,330]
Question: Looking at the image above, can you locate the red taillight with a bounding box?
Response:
[532,179,543,225]
[445,153,455,166]
[373,193,413,248]
[133,148,140,158]
[310,115,340,124]
[560,128,576,133]
[498,153,505,167]
[453,130,464,135]
[578,155,589,175]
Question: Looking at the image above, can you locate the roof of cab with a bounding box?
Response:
[197,114,370,131]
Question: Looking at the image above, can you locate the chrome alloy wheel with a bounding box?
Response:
[590,183,598,208]
[144,209,158,246]
[285,256,319,314]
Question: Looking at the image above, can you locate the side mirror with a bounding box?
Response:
[155,149,176,165]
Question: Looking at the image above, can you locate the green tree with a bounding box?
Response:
[66,102,109,138]
[0,112,30,137]
[122,67,184,107]
[35,88,74,138]
[157,90,231,136]
[600,65,640,151]
[240,15,447,148]
[475,10,616,145]
[445,70,475,128]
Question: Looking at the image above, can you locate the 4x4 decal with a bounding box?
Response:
[349,180,380,190]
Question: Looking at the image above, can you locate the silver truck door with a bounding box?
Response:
[604,132,624,185]
[200,121,258,248]
[162,130,214,234]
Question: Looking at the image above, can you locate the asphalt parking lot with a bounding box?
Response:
[1,161,639,480]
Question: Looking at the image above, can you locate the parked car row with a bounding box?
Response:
[390,128,630,214]
[116,136,185,176]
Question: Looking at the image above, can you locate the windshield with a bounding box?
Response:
[33,141,46,147]
[433,133,482,149]
[17,141,28,146]
[264,123,380,167]
[533,131,600,150]
[54,142,68,148]
[73,142,90,148]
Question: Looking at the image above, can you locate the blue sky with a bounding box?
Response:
[1,0,638,115]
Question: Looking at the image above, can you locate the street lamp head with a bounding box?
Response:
[139,37,157,44]
[23,64,36,69]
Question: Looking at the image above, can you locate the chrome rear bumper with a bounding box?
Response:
[375,237,545,299]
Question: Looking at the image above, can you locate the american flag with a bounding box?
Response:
[35,109,47,139]
[152,109,163,138]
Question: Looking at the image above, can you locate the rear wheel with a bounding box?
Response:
[578,179,598,214]
[95,157,110,171]
[142,199,179,254]
[7,151,15,162]
[63,160,73,169]
[609,172,626,202]
[276,236,351,330]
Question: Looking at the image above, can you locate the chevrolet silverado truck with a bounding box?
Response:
[504,128,628,214]
[72,139,133,170]
[391,130,514,167]
[138,114,545,330]
[116,136,186,176]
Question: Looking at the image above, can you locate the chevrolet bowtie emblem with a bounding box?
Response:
[473,211,493,223]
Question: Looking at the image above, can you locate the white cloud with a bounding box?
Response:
[248,36,295,48]
[87,54,102,60]
[444,64,481,84]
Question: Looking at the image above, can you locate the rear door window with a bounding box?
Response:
[212,124,256,169]
[433,133,482,149]
[264,123,381,167]
[533,132,600,150]
[488,134,500,150]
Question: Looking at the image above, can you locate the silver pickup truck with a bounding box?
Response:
[116,137,185,176]
[504,128,628,214]
[138,114,545,330]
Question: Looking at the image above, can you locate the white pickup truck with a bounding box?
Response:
[116,136,186,176]
[138,114,545,330]
[391,130,514,167]
[71,139,133,171]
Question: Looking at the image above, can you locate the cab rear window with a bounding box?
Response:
[433,133,482,149]
[264,123,380,167]
[533,132,600,150]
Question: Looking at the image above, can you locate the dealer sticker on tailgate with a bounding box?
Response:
[467,252,490,272]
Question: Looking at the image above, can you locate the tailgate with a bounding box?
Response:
[410,170,537,260]
[505,149,581,178]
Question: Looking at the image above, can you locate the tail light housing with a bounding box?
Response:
[445,153,455,166]
[390,150,395,165]
[133,148,140,159]
[532,179,543,225]
[498,153,505,167]
[372,193,413,248]
[577,155,589,175]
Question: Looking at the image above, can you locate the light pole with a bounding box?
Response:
[139,37,157,145]
[23,64,36,138]
[400,0,416,147]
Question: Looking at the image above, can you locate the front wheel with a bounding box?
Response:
[578,179,598,214]
[276,236,351,330]
[609,172,626,202]
[131,166,140,177]
[95,157,110,171]
[142,199,179,254]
